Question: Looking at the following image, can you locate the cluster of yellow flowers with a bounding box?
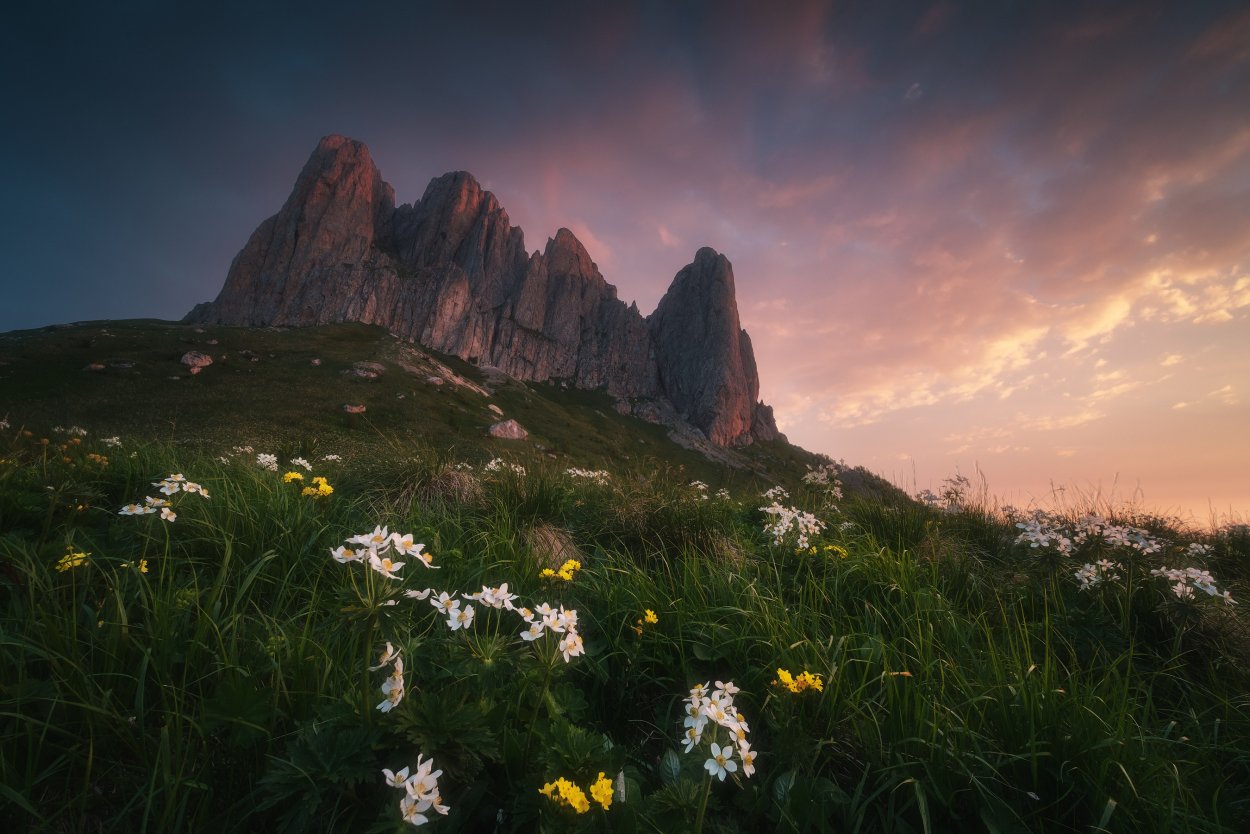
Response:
[283,472,334,498]
[539,772,613,814]
[797,543,848,558]
[55,546,89,572]
[632,608,660,635]
[540,558,581,581]
[774,668,824,694]
[302,475,334,498]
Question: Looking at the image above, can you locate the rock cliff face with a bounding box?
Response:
[188,135,779,445]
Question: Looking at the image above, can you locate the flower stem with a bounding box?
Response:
[693,772,713,834]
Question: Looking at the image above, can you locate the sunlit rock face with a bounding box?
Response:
[188,134,778,445]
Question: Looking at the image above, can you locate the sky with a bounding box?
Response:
[3,0,1248,523]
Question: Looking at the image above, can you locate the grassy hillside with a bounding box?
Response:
[1,321,1248,833]
[0,320,842,495]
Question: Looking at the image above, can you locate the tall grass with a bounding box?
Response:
[1,427,1247,832]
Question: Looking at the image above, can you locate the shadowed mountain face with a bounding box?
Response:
[188,135,779,445]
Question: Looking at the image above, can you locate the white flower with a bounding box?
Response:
[370,641,401,671]
[256,453,278,471]
[350,525,391,550]
[431,592,458,614]
[558,631,584,662]
[331,545,363,564]
[738,743,757,778]
[118,503,146,516]
[520,621,545,641]
[704,743,737,781]
[369,551,405,579]
[321,453,341,462]
[682,724,703,753]
[406,755,443,800]
[382,766,410,788]
[291,456,312,471]
[378,664,405,713]
[448,604,475,631]
[404,588,433,600]
[159,507,177,523]
[390,533,424,558]
[399,795,428,827]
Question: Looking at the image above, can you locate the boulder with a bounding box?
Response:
[180,351,213,370]
[488,419,528,440]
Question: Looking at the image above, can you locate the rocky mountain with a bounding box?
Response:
[187,135,780,445]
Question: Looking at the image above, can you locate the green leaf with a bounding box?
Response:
[660,749,683,785]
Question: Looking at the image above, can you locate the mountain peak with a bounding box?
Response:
[188,136,778,447]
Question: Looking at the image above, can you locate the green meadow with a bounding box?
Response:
[1,322,1247,832]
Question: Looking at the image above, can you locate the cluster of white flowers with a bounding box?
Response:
[916,474,971,513]
[118,473,209,522]
[802,460,845,501]
[1075,559,1123,590]
[1014,512,1165,557]
[382,756,450,827]
[484,458,526,476]
[232,445,255,454]
[331,525,436,578]
[1150,566,1237,605]
[321,453,342,462]
[762,485,789,502]
[102,436,122,448]
[680,681,756,782]
[255,452,278,471]
[53,425,88,437]
[759,502,826,549]
[290,456,312,471]
[715,488,731,500]
[689,481,710,499]
[566,468,611,485]
[372,643,407,712]
[401,585,586,662]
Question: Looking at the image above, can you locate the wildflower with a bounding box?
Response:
[431,592,458,615]
[406,755,444,800]
[350,525,391,550]
[520,621,545,641]
[382,766,410,788]
[404,588,433,600]
[256,452,278,471]
[370,641,402,671]
[159,506,177,523]
[282,471,304,483]
[291,456,312,471]
[56,547,90,572]
[773,668,823,694]
[321,453,341,462]
[398,795,429,827]
[102,436,121,447]
[739,743,757,777]
[448,604,475,631]
[145,496,170,508]
[302,476,333,498]
[331,545,363,564]
[182,481,209,497]
[589,772,614,810]
[682,724,703,753]
[121,559,149,573]
[539,777,591,814]
[369,551,405,579]
[705,743,737,781]
[118,503,147,516]
[378,658,405,713]
[558,631,584,662]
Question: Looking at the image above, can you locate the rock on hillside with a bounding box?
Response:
[187,135,779,445]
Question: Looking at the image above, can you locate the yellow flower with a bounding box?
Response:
[540,568,557,578]
[282,471,304,483]
[643,609,659,625]
[539,777,591,814]
[56,547,90,572]
[590,772,614,810]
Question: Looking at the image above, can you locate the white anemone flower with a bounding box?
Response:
[404,588,433,600]
[448,604,475,631]
[558,631,584,662]
[369,551,405,579]
[704,743,737,781]
[520,621,545,641]
[159,507,177,523]
[382,766,410,788]
[370,641,401,671]
[331,545,363,564]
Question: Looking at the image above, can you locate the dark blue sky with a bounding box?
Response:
[3,0,1248,515]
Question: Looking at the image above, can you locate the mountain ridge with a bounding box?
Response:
[187,135,780,446]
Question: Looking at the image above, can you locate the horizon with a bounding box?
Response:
[2,0,1247,522]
